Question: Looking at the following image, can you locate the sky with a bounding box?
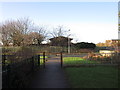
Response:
[0,2,119,44]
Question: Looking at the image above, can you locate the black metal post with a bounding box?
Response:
[43,52,45,68]
[60,52,63,67]
[2,55,6,66]
[38,55,40,66]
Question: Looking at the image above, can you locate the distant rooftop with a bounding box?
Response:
[49,36,73,40]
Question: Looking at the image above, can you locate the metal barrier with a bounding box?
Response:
[2,54,44,88]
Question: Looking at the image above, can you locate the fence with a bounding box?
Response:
[36,52,119,68]
[2,54,45,88]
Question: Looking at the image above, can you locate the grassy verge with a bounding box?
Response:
[63,57,100,65]
[39,55,48,65]
[64,66,119,88]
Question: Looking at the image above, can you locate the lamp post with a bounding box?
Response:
[68,30,71,54]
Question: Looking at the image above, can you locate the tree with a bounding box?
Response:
[0,18,32,46]
[33,26,47,45]
[0,20,18,46]
[96,42,105,47]
[96,40,112,47]
[27,32,44,45]
[0,17,46,46]
[50,25,69,38]
[74,42,96,49]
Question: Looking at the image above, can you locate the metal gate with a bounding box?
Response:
[43,52,63,68]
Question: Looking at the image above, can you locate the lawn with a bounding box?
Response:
[63,57,100,65]
[39,55,48,65]
[64,66,119,88]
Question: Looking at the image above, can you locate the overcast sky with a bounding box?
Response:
[0,2,118,44]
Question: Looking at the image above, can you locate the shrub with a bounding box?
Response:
[9,46,37,62]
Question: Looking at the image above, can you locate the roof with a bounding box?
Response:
[49,36,73,41]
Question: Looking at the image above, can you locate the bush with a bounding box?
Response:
[112,53,120,64]
[79,49,94,53]
[74,42,96,49]
[2,46,38,63]
[8,46,37,63]
[2,47,21,55]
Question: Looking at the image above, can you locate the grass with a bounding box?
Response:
[39,55,48,65]
[64,66,119,88]
[63,57,100,65]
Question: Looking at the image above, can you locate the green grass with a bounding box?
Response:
[39,55,48,65]
[63,57,100,65]
[64,66,119,88]
[40,56,48,59]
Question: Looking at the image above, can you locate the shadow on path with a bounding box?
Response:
[28,57,70,88]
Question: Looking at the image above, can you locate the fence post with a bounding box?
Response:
[111,53,113,64]
[38,55,40,66]
[32,56,34,71]
[2,55,6,66]
[60,52,63,67]
[43,52,45,68]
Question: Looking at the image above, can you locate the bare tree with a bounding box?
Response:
[26,32,44,45]
[50,25,69,38]
[16,17,33,34]
[0,19,27,46]
[0,17,47,46]
[0,18,43,46]
[0,20,16,46]
[31,25,48,45]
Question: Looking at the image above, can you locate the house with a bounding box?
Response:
[111,39,120,53]
[97,39,120,53]
[49,36,73,46]
[99,50,115,57]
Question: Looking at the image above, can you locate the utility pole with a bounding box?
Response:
[68,29,71,54]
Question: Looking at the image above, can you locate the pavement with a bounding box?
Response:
[28,56,70,88]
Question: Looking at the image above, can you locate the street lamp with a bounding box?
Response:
[68,29,71,54]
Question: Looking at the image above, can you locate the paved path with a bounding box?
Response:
[28,57,70,88]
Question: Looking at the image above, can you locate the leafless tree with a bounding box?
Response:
[23,32,44,45]
[0,20,16,46]
[31,25,48,45]
[16,17,33,34]
[0,17,47,46]
[50,25,69,38]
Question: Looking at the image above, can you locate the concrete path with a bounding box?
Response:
[28,57,70,88]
